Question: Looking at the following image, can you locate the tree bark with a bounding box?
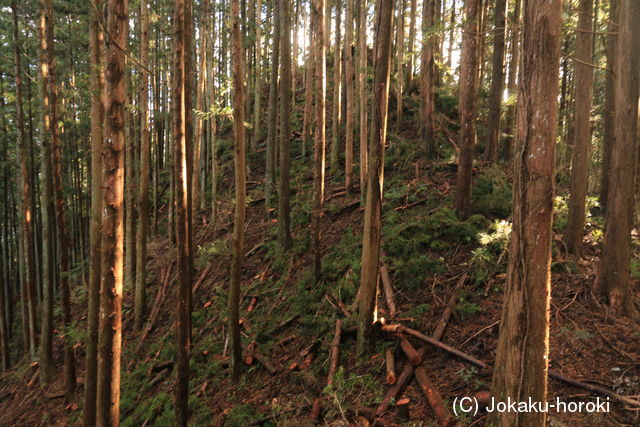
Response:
[41,0,76,395]
[229,0,247,382]
[265,1,280,211]
[330,0,343,175]
[134,0,150,332]
[83,0,104,423]
[396,0,405,129]
[455,0,481,220]
[502,0,521,159]
[593,0,640,318]
[345,0,355,193]
[278,0,293,249]
[96,0,127,424]
[484,0,507,162]
[173,0,194,422]
[302,4,314,159]
[420,0,436,159]
[357,0,368,197]
[406,0,417,85]
[488,1,562,425]
[599,0,617,211]
[312,0,327,281]
[357,0,394,355]
[564,0,594,256]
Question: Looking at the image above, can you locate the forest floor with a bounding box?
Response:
[1,113,640,426]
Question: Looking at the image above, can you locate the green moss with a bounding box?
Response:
[471,166,512,217]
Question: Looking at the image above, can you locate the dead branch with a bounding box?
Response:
[327,319,343,386]
[432,273,467,341]
[379,255,397,319]
[135,264,173,354]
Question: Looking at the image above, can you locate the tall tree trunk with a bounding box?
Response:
[396,0,405,129]
[488,1,562,425]
[193,4,207,222]
[265,2,280,211]
[357,0,394,355]
[447,0,455,69]
[344,0,355,194]
[41,0,76,395]
[406,0,417,85]
[484,0,507,162]
[83,0,104,423]
[302,5,314,158]
[564,0,594,256]
[173,0,194,422]
[96,0,127,423]
[312,0,326,280]
[599,0,617,211]
[357,0,368,197]
[278,0,292,249]
[330,0,342,175]
[420,0,436,159]
[594,0,640,318]
[455,0,481,219]
[135,0,150,331]
[0,245,7,371]
[229,0,246,382]
[12,0,37,363]
[253,0,264,145]
[502,0,521,159]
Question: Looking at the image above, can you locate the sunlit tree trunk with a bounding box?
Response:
[278,0,292,249]
[455,0,481,220]
[502,0,521,159]
[357,0,368,198]
[265,1,280,211]
[344,0,355,194]
[330,0,342,175]
[406,0,417,85]
[229,0,246,382]
[302,4,314,158]
[96,0,127,424]
[489,1,562,425]
[312,0,326,280]
[357,0,394,355]
[420,0,436,159]
[83,0,104,423]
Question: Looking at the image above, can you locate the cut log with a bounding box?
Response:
[192,263,213,295]
[432,273,467,341]
[400,338,421,366]
[327,318,343,386]
[376,362,414,416]
[253,349,279,374]
[385,348,396,384]
[414,366,452,426]
[395,398,410,422]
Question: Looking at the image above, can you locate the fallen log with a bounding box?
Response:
[327,319,343,386]
[192,263,213,295]
[414,366,452,426]
[375,361,415,416]
[385,348,396,385]
[400,338,422,366]
[393,324,640,409]
[253,349,279,374]
[432,273,467,341]
[395,398,410,422]
[135,265,173,354]
[310,398,322,421]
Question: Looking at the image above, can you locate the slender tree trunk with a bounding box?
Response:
[12,0,37,363]
[564,0,594,256]
[358,0,368,197]
[502,0,521,159]
[344,0,355,194]
[135,0,150,331]
[124,85,136,302]
[330,0,342,174]
[172,0,194,422]
[455,0,481,220]
[83,0,104,423]
[312,0,326,280]
[396,0,405,129]
[447,0,455,69]
[38,8,55,377]
[420,0,436,159]
[488,1,562,425]
[302,5,314,158]
[0,247,7,371]
[484,0,507,162]
[278,0,293,249]
[96,0,127,423]
[599,0,617,211]
[594,0,640,318]
[357,0,394,355]
[253,0,264,145]
[406,0,417,85]
[229,0,246,382]
[265,1,280,211]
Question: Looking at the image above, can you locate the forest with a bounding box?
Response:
[0,0,639,425]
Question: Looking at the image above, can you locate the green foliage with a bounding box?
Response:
[470,220,511,283]
[553,195,569,232]
[323,367,384,418]
[551,260,579,274]
[471,166,512,217]
[224,404,259,426]
[456,297,482,319]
